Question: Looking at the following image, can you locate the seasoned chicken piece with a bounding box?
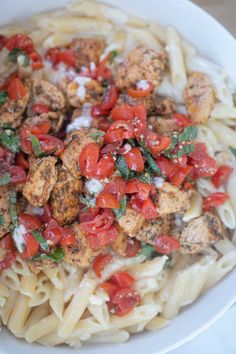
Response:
[177,212,223,254]
[0,83,30,128]
[117,208,145,238]
[111,231,140,257]
[115,46,167,90]
[50,165,82,225]
[23,157,58,207]
[0,186,11,239]
[67,78,103,108]
[184,72,214,123]
[31,80,65,111]
[69,38,106,67]
[61,128,104,178]
[148,116,178,134]
[154,182,190,216]
[135,215,173,245]
[63,223,101,267]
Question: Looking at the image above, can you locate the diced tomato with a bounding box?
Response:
[37,134,64,156]
[31,103,50,115]
[79,207,100,223]
[40,203,52,223]
[109,288,141,316]
[43,218,62,246]
[7,165,27,184]
[101,281,119,298]
[21,233,39,259]
[29,51,44,70]
[173,113,193,127]
[0,35,7,50]
[15,153,29,170]
[184,181,194,190]
[0,251,16,271]
[80,209,115,234]
[110,271,135,288]
[111,104,134,122]
[18,213,42,231]
[156,156,175,177]
[125,238,141,257]
[5,34,34,53]
[154,235,180,255]
[45,48,60,64]
[131,105,147,139]
[87,224,119,249]
[60,227,77,247]
[104,121,134,143]
[93,154,115,179]
[101,142,121,154]
[126,179,151,200]
[0,234,15,251]
[98,117,111,132]
[189,143,218,178]
[141,198,158,220]
[125,147,144,172]
[7,77,26,100]
[79,142,100,178]
[96,192,120,209]
[212,165,233,188]
[45,48,76,67]
[96,52,113,81]
[128,81,154,98]
[130,195,143,213]
[169,165,192,187]
[29,121,51,136]
[93,254,113,277]
[103,177,126,202]
[203,192,229,211]
[145,131,171,156]
[92,85,118,117]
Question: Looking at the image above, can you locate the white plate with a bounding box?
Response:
[1,1,236,353]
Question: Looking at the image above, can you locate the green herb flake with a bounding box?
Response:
[146,153,163,176]
[6,48,29,66]
[178,126,198,143]
[0,91,7,105]
[89,131,105,141]
[137,171,153,184]
[33,247,65,263]
[175,143,195,158]
[0,126,20,153]
[230,147,236,157]
[109,50,118,63]
[113,196,127,219]
[140,243,159,258]
[31,230,49,251]
[9,191,18,230]
[115,155,136,179]
[0,172,11,186]
[30,134,44,157]
[0,214,5,226]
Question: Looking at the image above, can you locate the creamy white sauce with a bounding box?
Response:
[136,80,149,91]
[85,178,104,196]
[74,76,91,100]
[43,61,76,84]
[12,225,26,253]
[66,116,91,133]
[153,177,165,188]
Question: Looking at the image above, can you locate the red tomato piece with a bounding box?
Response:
[130,195,143,213]
[79,207,100,223]
[38,135,64,156]
[87,224,119,249]
[141,198,158,220]
[98,117,111,132]
[57,49,77,67]
[154,235,180,255]
[126,179,151,200]
[0,251,16,271]
[31,103,50,115]
[29,51,44,70]
[156,156,175,177]
[105,121,134,144]
[127,81,154,98]
[93,254,113,277]
[125,147,144,172]
[21,233,39,259]
[173,113,193,127]
[93,154,115,179]
[92,85,118,117]
[96,52,113,81]
[203,192,229,211]
[40,203,52,223]
[101,142,121,155]
[80,209,115,234]
[18,213,42,231]
[0,234,15,251]
[7,165,27,184]
[111,104,134,121]
[96,192,120,209]
[43,219,62,246]
[79,142,100,178]
[145,131,171,156]
[131,105,147,138]
[169,165,192,187]
[189,143,218,178]
[110,271,135,288]
[60,227,77,247]
[109,288,141,316]
[29,121,51,136]
[100,281,119,298]
[15,153,29,170]
[5,34,34,53]
[45,48,60,64]
[212,165,233,188]
[125,238,141,257]
[7,77,26,100]
[103,177,126,202]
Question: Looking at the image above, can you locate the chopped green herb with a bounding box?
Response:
[164,126,198,159]
[0,126,20,153]
[31,230,49,251]
[127,139,136,148]
[79,195,96,210]
[0,214,5,226]
[230,147,236,157]
[0,172,11,186]
[9,191,18,231]
[178,126,198,142]
[140,243,160,258]
[137,171,153,184]
[102,80,109,88]
[89,131,105,141]
[175,143,195,158]
[115,155,135,180]
[0,91,7,105]
[32,247,65,262]
[30,134,44,157]
[146,153,163,176]
[113,196,126,219]
[109,50,118,63]
[6,48,29,66]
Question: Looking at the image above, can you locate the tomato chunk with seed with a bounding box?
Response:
[125,147,144,172]
[154,235,180,255]
[93,254,113,278]
[212,165,233,188]
[203,192,229,211]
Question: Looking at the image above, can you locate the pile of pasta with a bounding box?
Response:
[1,0,236,347]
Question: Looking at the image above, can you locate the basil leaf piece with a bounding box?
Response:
[33,248,65,263]
[137,171,153,184]
[113,196,127,219]
[9,191,18,231]
[109,50,118,63]
[230,147,236,157]
[0,214,5,226]
[30,134,44,157]
[31,230,49,251]
[140,243,160,258]
[127,139,136,148]
[175,143,195,158]
[0,126,20,153]
[79,195,96,209]
[146,153,163,176]
[0,91,7,105]
[6,48,24,64]
[178,126,198,142]
[89,131,105,141]
[0,172,11,186]
[115,155,134,179]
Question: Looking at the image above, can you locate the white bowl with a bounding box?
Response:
[1,1,236,353]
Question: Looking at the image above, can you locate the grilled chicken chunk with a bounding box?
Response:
[149,116,178,134]
[69,38,106,68]
[67,78,103,108]
[135,215,173,245]
[115,46,167,90]
[50,165,82,225]
[117,208,145,238]
[63,223,101,267]
[0,186,11,239]
[177,212,223,254]
[31,80,65,111]
[184,72,214,123]
[154,182,190,216]
[23,157,58,207]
